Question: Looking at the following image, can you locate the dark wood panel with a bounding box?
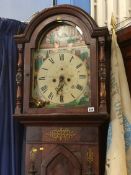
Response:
[25,143,99,175]
[26,126,98,143]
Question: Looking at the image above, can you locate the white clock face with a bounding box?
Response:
[37,52,88,104]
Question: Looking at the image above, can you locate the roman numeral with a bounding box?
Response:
[42,67,48,71]
[71,94,75,99]
[76,63,82,69]
[79,75,86,79]
[76,84,83,91]
[48,58,55,64]
[59,54,64,61]
[41,85,48,93]
[70,56,74,62]
[48,92,54,100]
[39,77,45,80]
[60,95,64,103]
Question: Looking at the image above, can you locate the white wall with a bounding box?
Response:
[91,0,131,29]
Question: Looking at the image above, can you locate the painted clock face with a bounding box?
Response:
[31,24,91,108]
[37,52,88,104]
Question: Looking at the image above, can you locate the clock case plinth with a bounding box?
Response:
[14,5,110,175]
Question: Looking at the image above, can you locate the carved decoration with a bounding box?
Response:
[28,162,37,175]
[46,128,76,141]
[29,98,50,108]
[86,148,95,175]
[28,147,38,175]
[98,37,107,112]
[15,44,23,114]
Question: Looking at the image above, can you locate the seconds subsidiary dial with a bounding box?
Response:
[37,52,88,104]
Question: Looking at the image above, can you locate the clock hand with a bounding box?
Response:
[56,75,65,95]
[56,82,65,94]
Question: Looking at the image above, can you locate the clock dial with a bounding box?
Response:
[31,24,91,108]
[37,52,88,104]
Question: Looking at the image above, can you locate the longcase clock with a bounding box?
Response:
[14,5,110,175]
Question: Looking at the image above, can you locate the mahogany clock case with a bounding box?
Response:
[14,5,110,122]
[14,5,110,175]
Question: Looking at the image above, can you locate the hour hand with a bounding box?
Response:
[55,82,64,94]
[60,94,64,103]
[55,85,64,103]
[55,75,66,94]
